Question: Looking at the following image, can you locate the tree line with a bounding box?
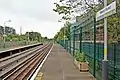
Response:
[0,26,45,42]
[53,0,120,43]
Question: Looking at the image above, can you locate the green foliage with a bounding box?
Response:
[12,38,19,41]
[0,25,43,43]
[25,32,41,42]
[0,26,4,35]
[54,21,71,41]
[53,3,71,15]
[42,37,49,42]
[5,36,11,41]
[6,34,19,41]
[75,51,86,62]
[0,26,16,35]
[5,26,16,35]
[108,16,120,43]
[53,0,103,21]
[19,35,27,41]
[53,2,72,20]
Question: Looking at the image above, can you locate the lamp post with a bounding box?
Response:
[3,20,11,48]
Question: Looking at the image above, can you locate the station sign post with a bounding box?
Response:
[96,1,116,80]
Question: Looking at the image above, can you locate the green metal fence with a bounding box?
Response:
[59,40,120,80]
[58,2,120,79]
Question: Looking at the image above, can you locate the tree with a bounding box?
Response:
[0,26,16,35]
[53,0,103,21]
[25,32,42,42]
[0,26,4,35]
[54,21,71,41]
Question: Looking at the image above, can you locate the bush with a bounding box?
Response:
[75,51,86,62]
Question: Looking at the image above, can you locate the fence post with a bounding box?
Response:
[73,26,76,57]
[93,15,96,77]
[67,40,68,51]
[70,35,71,54]
[114,44,116,79]
[64,40,66,49]
[64,40,65,49]
[79,27,82,53]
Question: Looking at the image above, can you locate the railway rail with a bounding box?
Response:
[0,43,53,80]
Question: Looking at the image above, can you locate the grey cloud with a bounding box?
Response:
[0,0,59,22]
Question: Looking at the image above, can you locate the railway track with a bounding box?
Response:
[0,43,53,80]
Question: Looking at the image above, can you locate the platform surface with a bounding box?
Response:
[40,44,95,80]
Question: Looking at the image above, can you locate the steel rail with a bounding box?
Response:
[0,44,47,79]
[0,43,52,80]
[0,45,43,72]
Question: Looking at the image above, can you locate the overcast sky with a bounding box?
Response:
[0,0,63,38]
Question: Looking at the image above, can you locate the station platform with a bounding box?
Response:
[39,44,94,80]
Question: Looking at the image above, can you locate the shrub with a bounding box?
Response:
[75,51,86,62]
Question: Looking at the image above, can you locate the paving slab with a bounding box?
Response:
[40,44,95,80]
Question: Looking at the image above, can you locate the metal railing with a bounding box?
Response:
[58,3,120,79]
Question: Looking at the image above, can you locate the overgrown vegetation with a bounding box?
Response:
[0,25,45,42]
[54,21,71,42]
[53,0,120,44]
[75,51,86,62]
